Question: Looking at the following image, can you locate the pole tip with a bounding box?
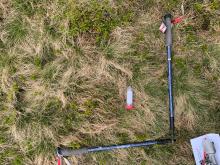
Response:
[164,13,172,19]
[56,147,62,156]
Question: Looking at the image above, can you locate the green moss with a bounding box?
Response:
[33,57,42,68]
[69,141,81,149]
[83,99,98,116]
[12,83,20,92]
[64,0,117,44]
[210,0,220,10]
[194,2,204,13]
[3,113,16,125]
[30,73,39,80]
[201,44,208,52]
[59,0,151,46]
[69,101,78,111]
[0,135,6,144]
[135,133,149,141]
[7,83,18,102]
[60,102,83,133]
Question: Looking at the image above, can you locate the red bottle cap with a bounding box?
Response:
[126,105,134,110]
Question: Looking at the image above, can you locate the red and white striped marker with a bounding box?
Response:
[159,22,167,33]
[160,16,184,33]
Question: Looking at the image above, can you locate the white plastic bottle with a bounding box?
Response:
[126,86,134,110]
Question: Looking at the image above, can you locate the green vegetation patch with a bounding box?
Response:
[6,18,28,44]
[60,0,132,45]
[12,0,46,16]
[58,0,154,45]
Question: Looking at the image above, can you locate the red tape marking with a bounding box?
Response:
[171,16,184,24]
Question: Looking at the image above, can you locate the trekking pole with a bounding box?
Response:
[56,13,175,157]
[164,13,175,142]
[57,139,172,156]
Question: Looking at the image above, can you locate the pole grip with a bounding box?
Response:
[57,147,88,156]
[164,14,172,46]
[170,117,175,141]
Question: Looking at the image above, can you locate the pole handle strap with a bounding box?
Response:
[57,156,71,165]
[57,157,62,165]
[57,147,88,156]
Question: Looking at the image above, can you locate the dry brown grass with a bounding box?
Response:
[0,0,220,164]
[175,94,197,130]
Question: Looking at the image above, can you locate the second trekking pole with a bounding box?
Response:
[164,13,175,142]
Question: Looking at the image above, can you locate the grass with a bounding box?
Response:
[6,17,28,45]
[0,0,220,164]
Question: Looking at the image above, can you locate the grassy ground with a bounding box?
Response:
[0,0,220,164]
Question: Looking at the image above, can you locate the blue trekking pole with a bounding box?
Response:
[56,14,175,158]
[164,13,175,141]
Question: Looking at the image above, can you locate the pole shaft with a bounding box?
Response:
[88,139,171,153]
[167,45,174,140]
[57,139,172,156]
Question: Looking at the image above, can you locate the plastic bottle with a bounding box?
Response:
[126,86,134,110]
